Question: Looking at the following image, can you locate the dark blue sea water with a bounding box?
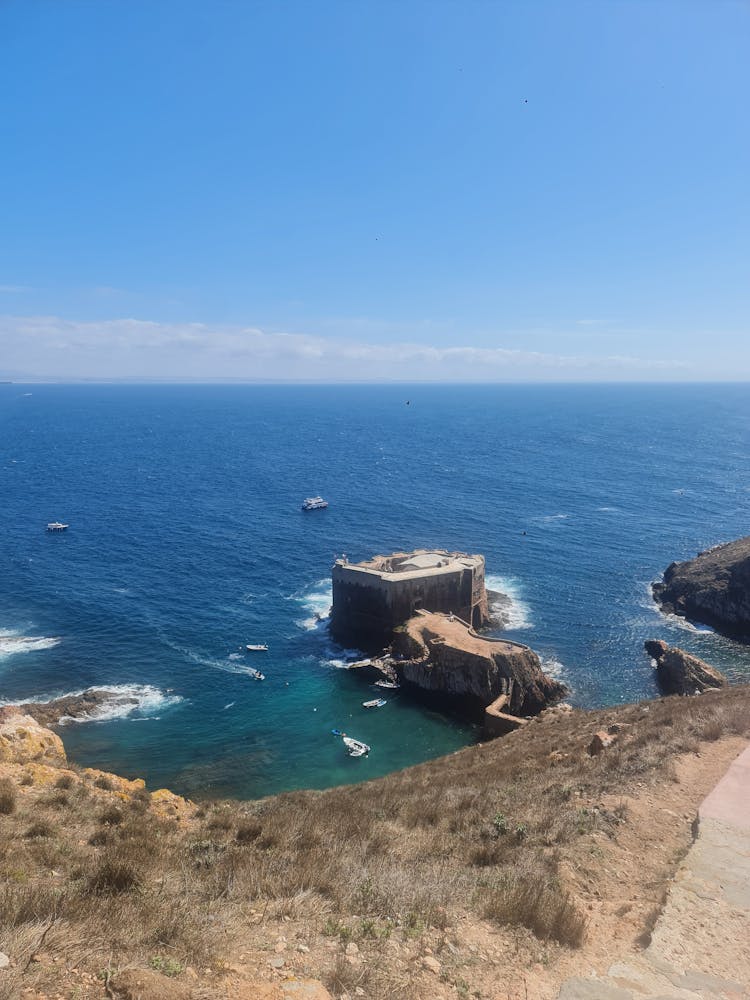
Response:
[2,383,750,799]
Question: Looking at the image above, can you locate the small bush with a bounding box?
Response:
[235,819,262,843]
[87,857,141,895]
[25,820,55,839]
[55,773,75,790]
[99,806,124,826]
[19,772,33,787]
[482,871,587,947]
[88,829,112,847]
[94,776,114,791]
[149,955,184,977]
[0,778,17,815]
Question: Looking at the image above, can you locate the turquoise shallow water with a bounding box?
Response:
[1,382,750,799]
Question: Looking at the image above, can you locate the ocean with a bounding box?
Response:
[1,382,749,799]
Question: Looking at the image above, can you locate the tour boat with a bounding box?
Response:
[302,496,329,511]
[331,729,370,757]
[362,698,386,709]
[246,643,268,651]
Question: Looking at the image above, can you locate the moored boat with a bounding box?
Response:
[331,729,370,757]
[362,698,386,709]
[374,679,400,689]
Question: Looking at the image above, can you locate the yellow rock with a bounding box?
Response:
[0,711,66,765]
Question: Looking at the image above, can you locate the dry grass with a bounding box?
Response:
[0,686,748,998]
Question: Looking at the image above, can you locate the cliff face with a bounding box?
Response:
[653,537,750,639]
[392,613,566,717]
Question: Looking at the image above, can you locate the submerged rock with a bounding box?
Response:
[392,612,566,718]
[644,639,727,696]
[652,537,750,639]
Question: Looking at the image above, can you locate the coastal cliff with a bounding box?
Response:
[653,536,750,639]
[644,640,728,696]
[391,612,566,717]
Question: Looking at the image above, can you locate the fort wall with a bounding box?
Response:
[330,550,489,643]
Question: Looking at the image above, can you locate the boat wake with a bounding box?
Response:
[0,629,61,661]
[485,575,532,630]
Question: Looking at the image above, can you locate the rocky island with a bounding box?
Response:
[331,549,565,725]
[653,536,750,639]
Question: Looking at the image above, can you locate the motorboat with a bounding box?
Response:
[362,698,386,709]
[246,643,268,651]
[302,496,329,511]
[246,668,265,680]
[374,679,400,690]
[331,729,370,757]
[46,522,69,532]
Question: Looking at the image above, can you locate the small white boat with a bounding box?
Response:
[363,698,386,709]
[374,679,400,690]
[46,522,69,532]
[331,729,370,757]
[246,644,268,651]
[302,496,329,511]
[247,668,265,680]
[343,736,370,757]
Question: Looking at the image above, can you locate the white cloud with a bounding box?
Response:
[0,313,694,381]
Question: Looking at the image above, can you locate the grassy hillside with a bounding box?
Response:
[1,686,749,999]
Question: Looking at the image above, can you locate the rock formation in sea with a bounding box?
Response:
[644,639,728,696]
[391,612,566,718]
[652,536,750,639]
[6,688,138,727]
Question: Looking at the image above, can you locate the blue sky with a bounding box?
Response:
[1,0,747,380]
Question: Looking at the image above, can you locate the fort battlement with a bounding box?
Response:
[330,549,490,642]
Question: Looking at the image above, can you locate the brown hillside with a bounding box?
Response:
[0,688,749,1000]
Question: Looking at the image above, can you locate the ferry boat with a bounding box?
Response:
[302,496,329,511]
[46,522,69,532]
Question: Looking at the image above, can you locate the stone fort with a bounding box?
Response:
[330,549,490,642]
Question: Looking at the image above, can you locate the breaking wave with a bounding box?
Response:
[485,575,533,630]
[0,684,183,724]
[291,579,332,630]
[0,629,61,661]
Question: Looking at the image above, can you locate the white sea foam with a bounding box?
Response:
[0,684,183,724]
[485,574,533,630]
[0,629,61,661]
[639,581,715,635]
[293,579,332,630]
[538,513,569,523]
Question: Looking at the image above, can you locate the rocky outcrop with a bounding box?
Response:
[652,537,750,639]
[392,612,566,718]
[0,707,66,763]
[8,688,138,726]
[644,639,728,696]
